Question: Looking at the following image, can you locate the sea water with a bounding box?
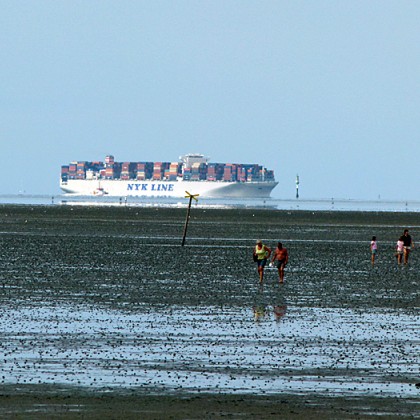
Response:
[1,194,420,212]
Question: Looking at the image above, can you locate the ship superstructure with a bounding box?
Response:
[60,153,278,198]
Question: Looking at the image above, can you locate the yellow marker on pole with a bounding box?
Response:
[181,191,199,246]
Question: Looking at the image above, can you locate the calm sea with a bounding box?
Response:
[1,194,419,212]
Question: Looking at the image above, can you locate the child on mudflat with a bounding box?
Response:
[396,236,404,265]
[370,236,377,267]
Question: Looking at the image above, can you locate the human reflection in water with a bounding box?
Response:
[252,305,268,321]
[273,304,287,321]
[252,304,287,322]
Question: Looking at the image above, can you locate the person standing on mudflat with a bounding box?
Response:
[253,240,271,284]
[271,242,289,283]
[396,236,404,265]
[402,229,414,265]
[370,236,378,267]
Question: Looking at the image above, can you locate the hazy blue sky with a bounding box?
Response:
[1,1,419,199]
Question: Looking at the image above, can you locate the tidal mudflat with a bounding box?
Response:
[0,205,418,418]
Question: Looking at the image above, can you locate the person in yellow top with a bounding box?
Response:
[253,240,271,284]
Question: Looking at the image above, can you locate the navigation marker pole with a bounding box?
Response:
[296,174,300,199]
[181,191,199,247]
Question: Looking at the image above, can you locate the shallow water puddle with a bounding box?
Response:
[0,304,418,397]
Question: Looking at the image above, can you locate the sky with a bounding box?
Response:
[1,0,419,200]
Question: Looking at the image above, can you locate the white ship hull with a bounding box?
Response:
[60,179,278,198]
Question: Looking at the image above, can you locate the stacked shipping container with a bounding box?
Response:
[164,162,180,181]
[61,155,275,183]
[153,162,171,180]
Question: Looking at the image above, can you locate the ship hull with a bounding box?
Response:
[60,179,278,198]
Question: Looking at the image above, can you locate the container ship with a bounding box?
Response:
[60,153,278,198]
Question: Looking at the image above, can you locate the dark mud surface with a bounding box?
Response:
[0,205,419,418]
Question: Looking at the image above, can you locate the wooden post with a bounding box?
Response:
[181,191,199,246]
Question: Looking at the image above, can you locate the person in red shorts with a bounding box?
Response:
[271,242,289,283]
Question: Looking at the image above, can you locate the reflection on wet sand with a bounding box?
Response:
[252,285,287,322]
[0,304,417,399]
[273,304,287,321]
[252,304,287,322]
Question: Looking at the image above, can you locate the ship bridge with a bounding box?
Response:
[179,153,209,168]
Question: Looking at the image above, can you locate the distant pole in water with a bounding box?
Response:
[295,174,300,199]
[181,191,199,246]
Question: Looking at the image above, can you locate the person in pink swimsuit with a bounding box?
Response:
[370,236,377,267]
[396,236,404,265]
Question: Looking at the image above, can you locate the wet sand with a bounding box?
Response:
[0,386,418,419]
[0,205,419,418]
